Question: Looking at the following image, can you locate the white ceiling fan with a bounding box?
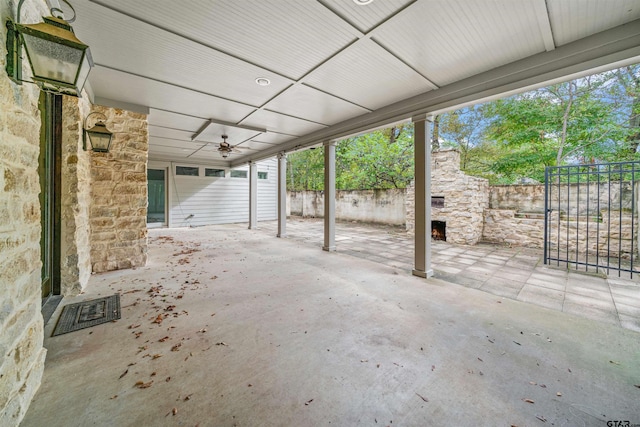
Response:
[216,135,242,159]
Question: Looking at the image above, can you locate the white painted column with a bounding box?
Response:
[413,115,434,278]
[277,152,287,238]
[323,141,336,252]
[248,161,258,229]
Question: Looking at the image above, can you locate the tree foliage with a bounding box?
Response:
[287,64,640,188]
[287,124,413,191]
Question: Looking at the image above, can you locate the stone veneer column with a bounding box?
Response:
[88,106,148,272]
[0,1,49,423]
[59,96,92,295]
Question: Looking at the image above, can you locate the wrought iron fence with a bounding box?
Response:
[544,161,640,277]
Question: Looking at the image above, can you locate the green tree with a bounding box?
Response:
[286,124,414,190]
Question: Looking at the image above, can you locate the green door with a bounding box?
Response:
[39,93,61,301]
[147,168,167,226]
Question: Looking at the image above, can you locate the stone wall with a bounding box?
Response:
[406,150,489,245]
[60,96,92,295]
[483,209,638,257]
[489,182,635,215]
[484,182,639,257]
[89,106,148,273]
[0,0,48,424]
[288,189,406,225]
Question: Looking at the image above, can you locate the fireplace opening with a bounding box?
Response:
[432,221,446,241]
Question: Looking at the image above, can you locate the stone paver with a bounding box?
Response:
[260,217,640,332]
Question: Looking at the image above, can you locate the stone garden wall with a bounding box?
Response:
[288,188,405,225]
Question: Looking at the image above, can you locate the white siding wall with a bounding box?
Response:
[149,158,277,228]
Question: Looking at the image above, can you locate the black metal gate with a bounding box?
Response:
[544,161,640,277]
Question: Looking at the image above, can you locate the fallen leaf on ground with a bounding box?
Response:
[135,380,153,389]
[165,305,176,312]
[110,395,118,400]
[216,342,228,346]
[556,392,562,396]
[128,324,140,329]
[166,377,171,382]
[416,393,429,402]
[172,408,178,416]
[536,415,547,422]
[513,341,521,346]
[305,399,314,406]
[635,385,640,389]
[609,360,621,365]
[152,354,163,359]
[529,381,537,385]
[171,343,182,352]
[152,314,164,324]
[159,336,169,342]
[522,399,534,404]
[184,394,193,401]
[431,365,435,371]
[477,357,483,362]
[360,359,368,363]
[119,369,128,379]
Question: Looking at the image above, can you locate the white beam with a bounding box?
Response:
[533,0,555,52]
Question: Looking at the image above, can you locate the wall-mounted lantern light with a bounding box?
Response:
[5,0,93,97]
[83,112,113,152]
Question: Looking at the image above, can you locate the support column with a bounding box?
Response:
[277,152,287,238]
[248,161,257,229]
[323,141,336,252]
[413,115,434,278]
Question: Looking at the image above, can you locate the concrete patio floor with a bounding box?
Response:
[260,217,640,333]
[22,222,640,426]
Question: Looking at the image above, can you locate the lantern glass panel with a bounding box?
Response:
[21,33,84,85]
[88,132,111,152]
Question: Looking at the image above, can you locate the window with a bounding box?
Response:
[230,170,247,178]
[176,166,199,176]
[205,168,225,177]
[258,172,268,180]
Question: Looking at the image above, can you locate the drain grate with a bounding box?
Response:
[52,294,120,336]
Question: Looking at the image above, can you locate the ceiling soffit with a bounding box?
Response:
[68,0,640,165]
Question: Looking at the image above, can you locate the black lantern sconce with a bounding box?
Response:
[5,0,93,97]
[83,112,113,153]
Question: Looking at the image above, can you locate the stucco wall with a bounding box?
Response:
[0,1,48,424]
[288,189,406,225]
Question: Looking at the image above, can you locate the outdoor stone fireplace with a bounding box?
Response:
[406,149,489,245]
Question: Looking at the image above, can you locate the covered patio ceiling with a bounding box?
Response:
[70,0,640,166]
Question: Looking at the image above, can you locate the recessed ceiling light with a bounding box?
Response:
[353,0,374,5]
[255,77,271,86]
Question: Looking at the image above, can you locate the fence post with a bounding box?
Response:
[544,166,549,265]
